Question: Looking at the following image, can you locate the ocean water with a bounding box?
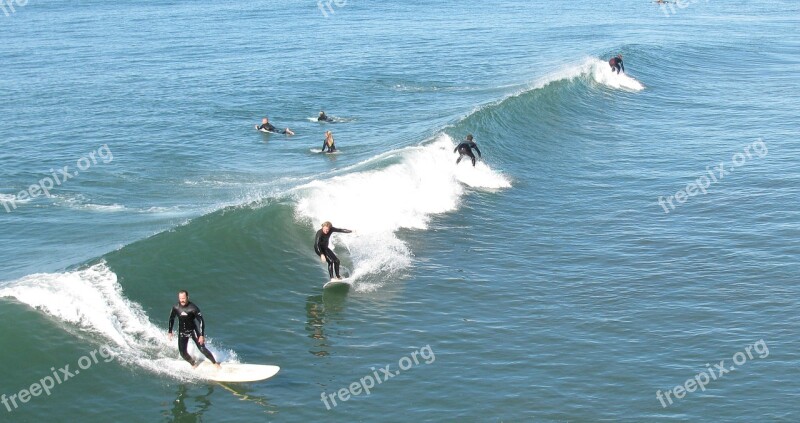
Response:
[1,0,799,421]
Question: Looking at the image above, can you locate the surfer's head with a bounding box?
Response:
[466,134,473,141]
[322,221,332,234]
[262,118,268,124]
[319,111,325,116]
[178,290,189,306]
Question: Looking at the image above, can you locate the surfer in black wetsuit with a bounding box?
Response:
[454,134,482,166]
[314,221,352,280]
[168,290,221,369]
[318,111,333,122]
[255,117,295,135]
[609,54,624,74]
[321,131,336,153]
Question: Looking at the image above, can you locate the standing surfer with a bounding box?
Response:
[168,290,221,369]
[454,134,482,167]
[609,54,625,74]
[314,221,352,280]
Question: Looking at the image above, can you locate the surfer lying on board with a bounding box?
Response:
[314,221,352,280]
[318,111,334,122]
[609,54,624,74]
[255,117,295,135]
[454,134,482,167]
[321,131,337,153]
[168,290,221,369]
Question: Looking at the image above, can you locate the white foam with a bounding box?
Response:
[588,58,645,91]
[293,134,511,290]
[0,262,237,382]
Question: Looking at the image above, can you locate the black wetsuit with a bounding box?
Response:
[321,139,336,153]
[257,123,286,134]
[314,227,352,278]
[168,301,218,366]
[454,141,482,166]
[318,114,333,122]
[609,57,624,74]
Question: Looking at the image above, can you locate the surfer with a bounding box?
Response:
[454,134,482,167]
[609,54,625,74]
[318,111,333,122]
[255,117,295,135]
[168,290,221,369]
[314,221,352,280]
[321,131,337,153]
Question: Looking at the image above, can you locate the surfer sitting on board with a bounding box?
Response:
[321,131,337,153]
[168,290,221,369]
[454,134,482,167]
[255,117,295,135]
[314,221,352,280]
[318,111,333,122]
[609,54,624,74]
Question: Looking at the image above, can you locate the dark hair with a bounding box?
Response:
[178,290,189,297]
[466,134,473,141]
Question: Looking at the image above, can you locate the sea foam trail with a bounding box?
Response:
[0,262,237,382]
[293,134,511,291]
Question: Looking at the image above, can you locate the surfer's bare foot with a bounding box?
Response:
[214,363,221,370]
[192,362,200,369]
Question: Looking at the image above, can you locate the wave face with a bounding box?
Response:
[0,56,640,373]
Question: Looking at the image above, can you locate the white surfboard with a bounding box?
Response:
[309,148,341,154]
[191,361,280,383]
[323,278,352,289]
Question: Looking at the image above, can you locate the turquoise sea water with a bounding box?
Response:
[1,0,799,421]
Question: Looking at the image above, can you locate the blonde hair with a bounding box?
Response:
[321,221,332,228]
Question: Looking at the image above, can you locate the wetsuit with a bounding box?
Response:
[454,141,482,166]
[314,227,352,278]
[168,301,218,366]
[318,114,333,122]
[321,139,336,153]
[257,123,286,134]
[609,57,624,74]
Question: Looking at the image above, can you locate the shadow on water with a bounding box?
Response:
[165,384,213,423]
[305,292,348,357]
[164,383,277,422]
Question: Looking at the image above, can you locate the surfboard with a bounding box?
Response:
[191,361,280,383]
[309,148,341,154]
[323,278,352,289]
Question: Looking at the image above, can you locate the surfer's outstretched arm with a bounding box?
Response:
[332,227,352,234]
[473,145,482,157]
[620,62,625,73]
